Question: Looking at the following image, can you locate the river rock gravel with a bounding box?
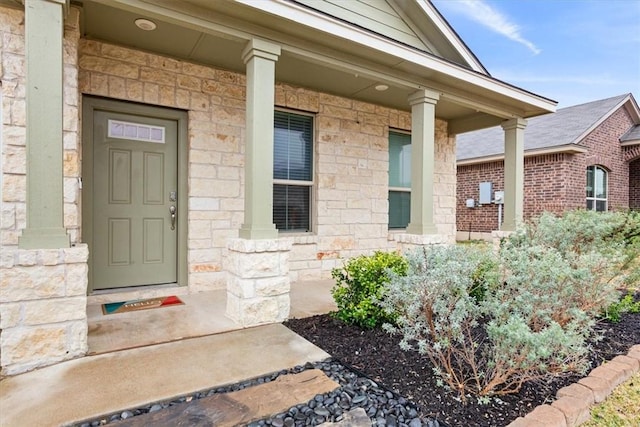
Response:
[75,359,445,427]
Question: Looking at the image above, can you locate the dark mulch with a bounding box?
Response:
[284,292,640,427]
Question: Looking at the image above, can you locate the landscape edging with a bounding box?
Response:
[507,344,640,427]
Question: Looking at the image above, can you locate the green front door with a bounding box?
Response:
[90,109,178,290]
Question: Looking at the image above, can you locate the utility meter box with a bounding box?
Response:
[479,182,492,204]
[494,191,504,204]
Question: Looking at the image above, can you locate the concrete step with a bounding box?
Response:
[0,324,330,427]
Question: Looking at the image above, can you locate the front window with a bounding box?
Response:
[273,110,313,231]
[388,131,411,228]
[586,165,607,211]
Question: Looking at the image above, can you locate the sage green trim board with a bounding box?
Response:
[239,38,281,240]
[406,89,439,235]
[19,0,70,249]
[502,118,528,231]
[82,97,188,291]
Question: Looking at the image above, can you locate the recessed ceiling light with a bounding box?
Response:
[135,18,157,31]
[375,84,389,91]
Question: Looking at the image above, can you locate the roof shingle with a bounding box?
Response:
[457,94,632,161]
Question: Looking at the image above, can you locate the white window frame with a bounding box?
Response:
[586,165,608,211]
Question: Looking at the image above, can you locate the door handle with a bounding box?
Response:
[169,205,176,230]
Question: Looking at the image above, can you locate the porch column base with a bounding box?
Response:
[0,244,88,375]
[225,238,292,327]
[392,232,451,253]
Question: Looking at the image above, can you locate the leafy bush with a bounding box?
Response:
[330,251,407,329]
[382,210,638,400]
[601,292,640,322]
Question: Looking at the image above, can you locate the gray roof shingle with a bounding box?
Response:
[457,94,631,161]
[621,124,640,142]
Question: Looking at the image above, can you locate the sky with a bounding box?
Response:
[431,0,640,108]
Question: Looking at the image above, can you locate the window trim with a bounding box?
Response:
[586,165,608,212]
[388,129,412,229]
[273,108,315,233]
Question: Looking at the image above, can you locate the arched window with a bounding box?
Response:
[586,165,607,211]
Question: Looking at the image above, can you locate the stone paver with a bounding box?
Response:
[551,396,590,426]
[577,376,613,403]
[556,383,595,406]
[611,355,640,373]
[588,364,627,388]
[115,369,339,427]
[524,404,567,427]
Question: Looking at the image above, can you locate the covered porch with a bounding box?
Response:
[86,279,336,355]
[0,0,556,376]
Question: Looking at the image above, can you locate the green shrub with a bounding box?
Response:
[330,251,407,329]
[601,292,640,322]
[500,210,636,320]
[382,210,638,400]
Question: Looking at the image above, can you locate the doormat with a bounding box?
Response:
[102,295,184,315]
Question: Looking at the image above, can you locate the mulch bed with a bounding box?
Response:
[284,291,640,427]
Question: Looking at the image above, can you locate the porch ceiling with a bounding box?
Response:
[77,0,556,133]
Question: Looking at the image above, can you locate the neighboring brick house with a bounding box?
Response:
[0,0,555,374]
[456,94,640,239]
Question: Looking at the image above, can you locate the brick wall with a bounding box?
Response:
[630,158,640,209]
[456,107,635,234]
[578,107,634,210]
[76,40,454,284]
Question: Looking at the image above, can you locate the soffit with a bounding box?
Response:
[77,0,555,132]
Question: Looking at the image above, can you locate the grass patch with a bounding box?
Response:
[582,372,640,427]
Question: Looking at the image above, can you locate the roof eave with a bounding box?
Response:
[457,144,588,166]
[234,0,556,118]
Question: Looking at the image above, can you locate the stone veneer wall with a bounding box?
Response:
[0,6,89,376]
[77,39,456,285]
[0,246,89,375]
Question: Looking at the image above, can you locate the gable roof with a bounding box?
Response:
[457,94,638,162]
[292,0,488,74]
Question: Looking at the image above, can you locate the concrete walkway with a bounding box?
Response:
[0,324,330,427]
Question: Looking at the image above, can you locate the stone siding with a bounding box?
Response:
[1,5,88,376]
[456,107,636,234]
[0,245,89,375]
[78,41,455,284]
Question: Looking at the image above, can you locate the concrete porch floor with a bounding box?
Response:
[87,279,337,354]
[0,280,338,427]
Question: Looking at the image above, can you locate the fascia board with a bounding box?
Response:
[621,140,640,147]
[234,0,556,114]
[568,95,636,145]
[409,0,489,74]
[457,144,588,166]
